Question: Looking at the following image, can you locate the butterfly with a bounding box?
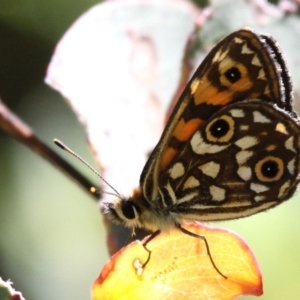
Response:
[100,28,300,277]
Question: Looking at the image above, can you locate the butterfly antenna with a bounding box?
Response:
[53,139,121,197]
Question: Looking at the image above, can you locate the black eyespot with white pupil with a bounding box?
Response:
[210,119,229,138]
[261,160,279,178]
[206,115,235,143]
[225,67,241,83]
[255,156,284,182]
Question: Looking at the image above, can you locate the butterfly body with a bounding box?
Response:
[100,28,300,236]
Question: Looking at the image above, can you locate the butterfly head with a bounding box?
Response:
[100,188,179,232]
[100,193,140,228]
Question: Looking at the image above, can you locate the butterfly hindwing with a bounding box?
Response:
[158,100,300,222]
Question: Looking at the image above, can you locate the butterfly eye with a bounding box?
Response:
[206,115,234,143]
[224,67,241,83]
[255,156,284,182]
[121,200,139,220]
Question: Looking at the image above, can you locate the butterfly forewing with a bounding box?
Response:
[141,28,295,204]
[157,100,300,222]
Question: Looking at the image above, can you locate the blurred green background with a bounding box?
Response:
[0,1,299,299]
[0,1,107,300]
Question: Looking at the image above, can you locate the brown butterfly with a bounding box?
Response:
[98,28,300,277]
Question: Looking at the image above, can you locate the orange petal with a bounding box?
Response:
[92,224,263,300]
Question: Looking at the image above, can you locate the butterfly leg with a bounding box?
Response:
[141,230,161,268]
[176,224,227,279]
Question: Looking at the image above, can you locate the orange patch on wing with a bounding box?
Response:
[173,118,203,141]
[193,76,253,106]
[230,78,253,93]
[193,84,233,106]
[160,147,178,170]
[160,118,203,170]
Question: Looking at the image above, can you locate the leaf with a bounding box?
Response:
[45,0,200,253]
[92,224,263,300]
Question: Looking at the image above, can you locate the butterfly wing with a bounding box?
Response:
[141,28,295,205]
[156,100,300,221]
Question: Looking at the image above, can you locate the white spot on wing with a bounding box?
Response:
[276,123,288,134]
[212,50,221,62]
[241,44,253,54]
[251,55,262,66]
[169,162,185,179]
[253,111,271,123]
[229,109,245,118]
[183,176,200,190]
[258,69,266,80]
[237,166,252,181]
[191,78,200,95]
[213,49,229,62]
[250,183,269,193]
[209,185,226,201]
[285,136,296,152]
[278,181,291,198]
[254,195,265,201]
[240,125,249,130]
[235,136,258,149]
[287,158,295,175]
[199,161,220,178]
[191,131,229,154]
[236,150,253,164]
[234,37,243,44]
